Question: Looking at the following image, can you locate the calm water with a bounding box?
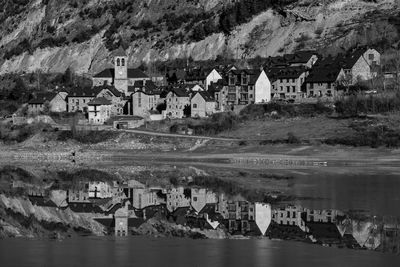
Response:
[287,173,400,216]
[0,236,399,267]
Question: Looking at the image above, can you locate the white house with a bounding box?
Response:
[206,69,223,91]
[87,97,112,124]
[254,203,272,235]
[191,91,217,118]
[254,69,272,103]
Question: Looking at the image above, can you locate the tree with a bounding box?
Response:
[156,102,166,114]
[183,104,191,118]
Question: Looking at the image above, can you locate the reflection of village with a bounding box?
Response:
[24,179,400,253]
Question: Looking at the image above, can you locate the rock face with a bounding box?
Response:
[0,0,399,75]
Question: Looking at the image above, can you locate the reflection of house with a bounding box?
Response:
[166,187,191,212]
[28,92,67,114]
[87,97,112,124]
[88,182,113,199]
[191,188,218,213]
[115,202,140,236]
[127,188,165,210]
[190,91,217,118]
[305,209,342,223]
[272,205,307,232]
[67,187,90,203]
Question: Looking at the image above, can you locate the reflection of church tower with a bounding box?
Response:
[113,47,128,94]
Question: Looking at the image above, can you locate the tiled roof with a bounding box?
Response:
[93,84,123,97]
[93,68,114,78]
[68,87,102,97]
[128,68,149,79]
[28,92,58,104]
[196,91,215,102]
[93,68,149,79]
[170,86,190,97]
[306,67,342,83]
[88,97,112,105]
[266,66,307,81]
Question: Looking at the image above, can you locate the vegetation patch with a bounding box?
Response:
[57,130,119,144]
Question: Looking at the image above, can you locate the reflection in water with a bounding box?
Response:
[1,164,400,262]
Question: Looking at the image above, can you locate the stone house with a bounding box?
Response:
[92,47,150,94]
[67,87,102,113]
[268,67,308,99]
[190,91,217,118]
[337,48,381,84]
[87,97,112,124]
[131,86,161,118]
[305,66,345,98]
[128,188,165,210]
[165,87,191,119]
[214,69,271,111]
[205,68,223,91]
[95,85,126,116]
[28,92,67,114]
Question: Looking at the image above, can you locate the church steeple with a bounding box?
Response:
[113,47,128,93]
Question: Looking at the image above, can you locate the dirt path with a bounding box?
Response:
[122,129,240,141]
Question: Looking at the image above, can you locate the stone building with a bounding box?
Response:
[165,87,191,119]
[87,97,112,124]
[28,92,67,114]
[268,67,308,99]
[190,91,217,118]
[92,48,150,94]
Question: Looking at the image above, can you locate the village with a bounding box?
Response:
[15,46,386,130]
[13,175,399,253]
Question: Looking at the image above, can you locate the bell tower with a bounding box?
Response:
[113,47,128,94]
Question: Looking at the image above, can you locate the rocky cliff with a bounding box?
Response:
[0,0,399,75]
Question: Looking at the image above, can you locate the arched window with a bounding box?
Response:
[121,58,125,66]
[117,58,120,66]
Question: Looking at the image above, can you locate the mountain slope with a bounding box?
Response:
[0,0,399,75]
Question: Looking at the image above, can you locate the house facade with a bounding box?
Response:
[190,188,218,213]
[87,97,112,124]
[67,87,101,113]
[131,90,161,118]
[305,63,345,98]
[191,91,217,118]
[166,187,191,212]
[268,67,308,99]
[95,85,126,116]
[272,205,307,232]
[28,92,67,114]
[339,48,381,84]
[165,88,191,119]
[206,69,223,91]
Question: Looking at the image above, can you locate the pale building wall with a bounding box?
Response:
[273,206,307,232]
[254,71,271,103]
[132,92,160,118]
[191,188,218,213]
[50,94,67,112]
[165,92,190,119]
[88,104,112,124]
[68,97,94,112]
[255,203,272,235]
[88,182,112,199]
[166,187,191,212]
[206,69,223,90]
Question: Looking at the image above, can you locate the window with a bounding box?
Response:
[287,211,290,217]
[121,58,125,66]
[229,76,235,85]
[292,79,295,83]
[286,86,290,93]
[327,82,331,89]
[242,75,248,85]
[117,58,120,66]
[280,86,283,91]
[193,103,197,108]
[293,212,296,218]
[292,86,296,93]
[309,83,314,89]
[138,93,141,107]
[193,197,197,201]
[368,53,374,60]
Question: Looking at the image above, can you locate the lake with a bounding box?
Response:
[0,236,399,267]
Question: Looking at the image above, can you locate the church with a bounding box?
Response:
[92,47,150,95]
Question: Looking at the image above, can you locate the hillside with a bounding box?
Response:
[0,0,399,75]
